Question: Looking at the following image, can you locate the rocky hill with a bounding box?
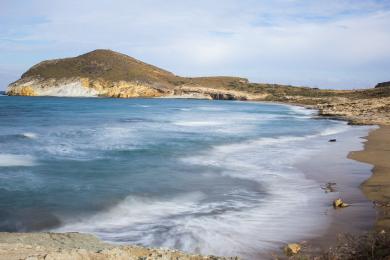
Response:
[6,49,390,125]
[6,49,259,99]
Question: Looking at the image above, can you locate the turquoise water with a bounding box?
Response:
[0,97,367,257]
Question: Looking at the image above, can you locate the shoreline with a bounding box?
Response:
[249,101,389,256]
[281,123,377,256]
[349,125,390,230]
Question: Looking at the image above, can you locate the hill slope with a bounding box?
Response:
[21,49,176,84]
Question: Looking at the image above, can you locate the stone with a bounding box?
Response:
[321,182,337,193]
[284,243,301,256]
[333,198,349,208]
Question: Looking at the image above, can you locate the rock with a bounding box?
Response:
[25,257,39,260]
[321,182,337,193]
[0,232,236,260]
[284,243,301,256]
[373,201,390,207]
[375,81,390,88]
[329,139,337,142]
[333,198,349,208]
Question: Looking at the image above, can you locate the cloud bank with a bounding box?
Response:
[1,0,390,89]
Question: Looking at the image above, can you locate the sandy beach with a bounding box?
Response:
[349,125,390,230]
[295,124,390,257]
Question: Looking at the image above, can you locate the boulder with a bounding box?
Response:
[284,243,301,256]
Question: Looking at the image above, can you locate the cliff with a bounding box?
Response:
[6,49,390,125]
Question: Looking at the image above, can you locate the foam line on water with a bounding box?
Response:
[0,154,37,167]
[20,132,38,139]
[286,105,317,116]
[173,121,226,127]
[57,189,328,258]
[320,123,350,136]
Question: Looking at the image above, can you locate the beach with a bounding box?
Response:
[280,123,390,257]
[349,125,390,230]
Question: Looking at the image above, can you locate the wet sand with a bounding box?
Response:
[289,124,390,257]
[293,125,377,254]
[261,124,379,258]
[349,125,390,230]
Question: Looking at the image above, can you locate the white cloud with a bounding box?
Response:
[0,0,390,89]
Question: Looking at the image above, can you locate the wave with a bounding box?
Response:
[133,105,151,108]
[173,121,225,127]
[56,133,330,258]
[31,125,141,160]
[181,135,312,182]
[287,105,317,116]
[0,154,37,167]
[57,189,328,258]
[320,123,349,136]
[0,132,38,142]
[20,132,38,139]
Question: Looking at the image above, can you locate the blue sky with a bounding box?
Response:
[1,0,390,90]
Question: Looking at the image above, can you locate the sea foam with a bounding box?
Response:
[57,133,330,258]
[0,154,37,167]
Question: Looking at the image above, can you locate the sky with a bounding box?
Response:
[1,0,390,90]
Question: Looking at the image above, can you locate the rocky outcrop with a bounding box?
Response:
[170,85,269,100]
[265,93,390,125]
[7,77,168,98]
[375,81,390,88]
[316,97,390,125]
[6,77,268,100]
[0,232,238,260]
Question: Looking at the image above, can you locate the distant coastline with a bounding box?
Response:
[5,49,390,126]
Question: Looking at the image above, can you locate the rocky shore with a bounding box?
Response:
[310,97,390,125]
[0,232,237,260]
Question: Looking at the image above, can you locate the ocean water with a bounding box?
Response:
[0,97,370,258]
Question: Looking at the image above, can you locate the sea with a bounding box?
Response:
[0,96,373,258]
